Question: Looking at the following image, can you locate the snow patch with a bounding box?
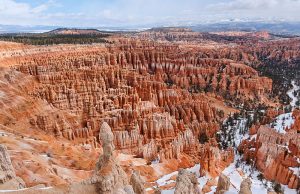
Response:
[289,167,299,176]
[161,189,175,194]
[271,112,294,134]
[156,171,177,187]
[287,80,300,108]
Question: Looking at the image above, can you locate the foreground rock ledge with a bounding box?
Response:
[174,169,201,194]
[0,145,26,190]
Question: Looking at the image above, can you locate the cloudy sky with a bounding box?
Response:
[0,0,300,27]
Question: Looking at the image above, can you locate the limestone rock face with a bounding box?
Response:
[215,173,230,194]
[239,178,252,194]
[89,122,134,194]
[0,145,25,190]
[174,169,201,194]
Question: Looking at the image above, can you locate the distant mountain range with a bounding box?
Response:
[47,28,106,35]
[1,21,300,35]
[0,25,60,33]
[190,21,300,35]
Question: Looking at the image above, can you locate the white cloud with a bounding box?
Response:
[205,0,300,21]
[208,0,278,11]
[31,0,60,14]
[208,0,300,11]
[0,0,60,25]
[1,0,300,27]
[0,0,31,15]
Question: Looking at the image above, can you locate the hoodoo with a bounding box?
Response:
[89,122,135,194]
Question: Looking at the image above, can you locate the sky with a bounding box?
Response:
[0,0,300,27]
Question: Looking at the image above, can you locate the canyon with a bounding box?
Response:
[0,28,299,194]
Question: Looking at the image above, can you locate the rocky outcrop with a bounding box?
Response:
[88,122,134,194]
[291,109,300,133]
[239,125,300,189]
[153,188,162,194]
[0,145,26,190]
[130,170,146,194]
[239,178,252,194]
[199,140,234,177]
[215,173,230,194]
[174,169,201,194]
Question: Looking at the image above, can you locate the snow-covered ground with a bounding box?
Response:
[217,116,251,150]
[157,156,297,194]
[161,189,175,194]
[269,80,299,134]
[218,115,272,194]
[222,158,266,194]
[220,80,298,194]
[221,156,297,194]
[156,171,177,187]
[271,112,295,134]
[287,80,300,108]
